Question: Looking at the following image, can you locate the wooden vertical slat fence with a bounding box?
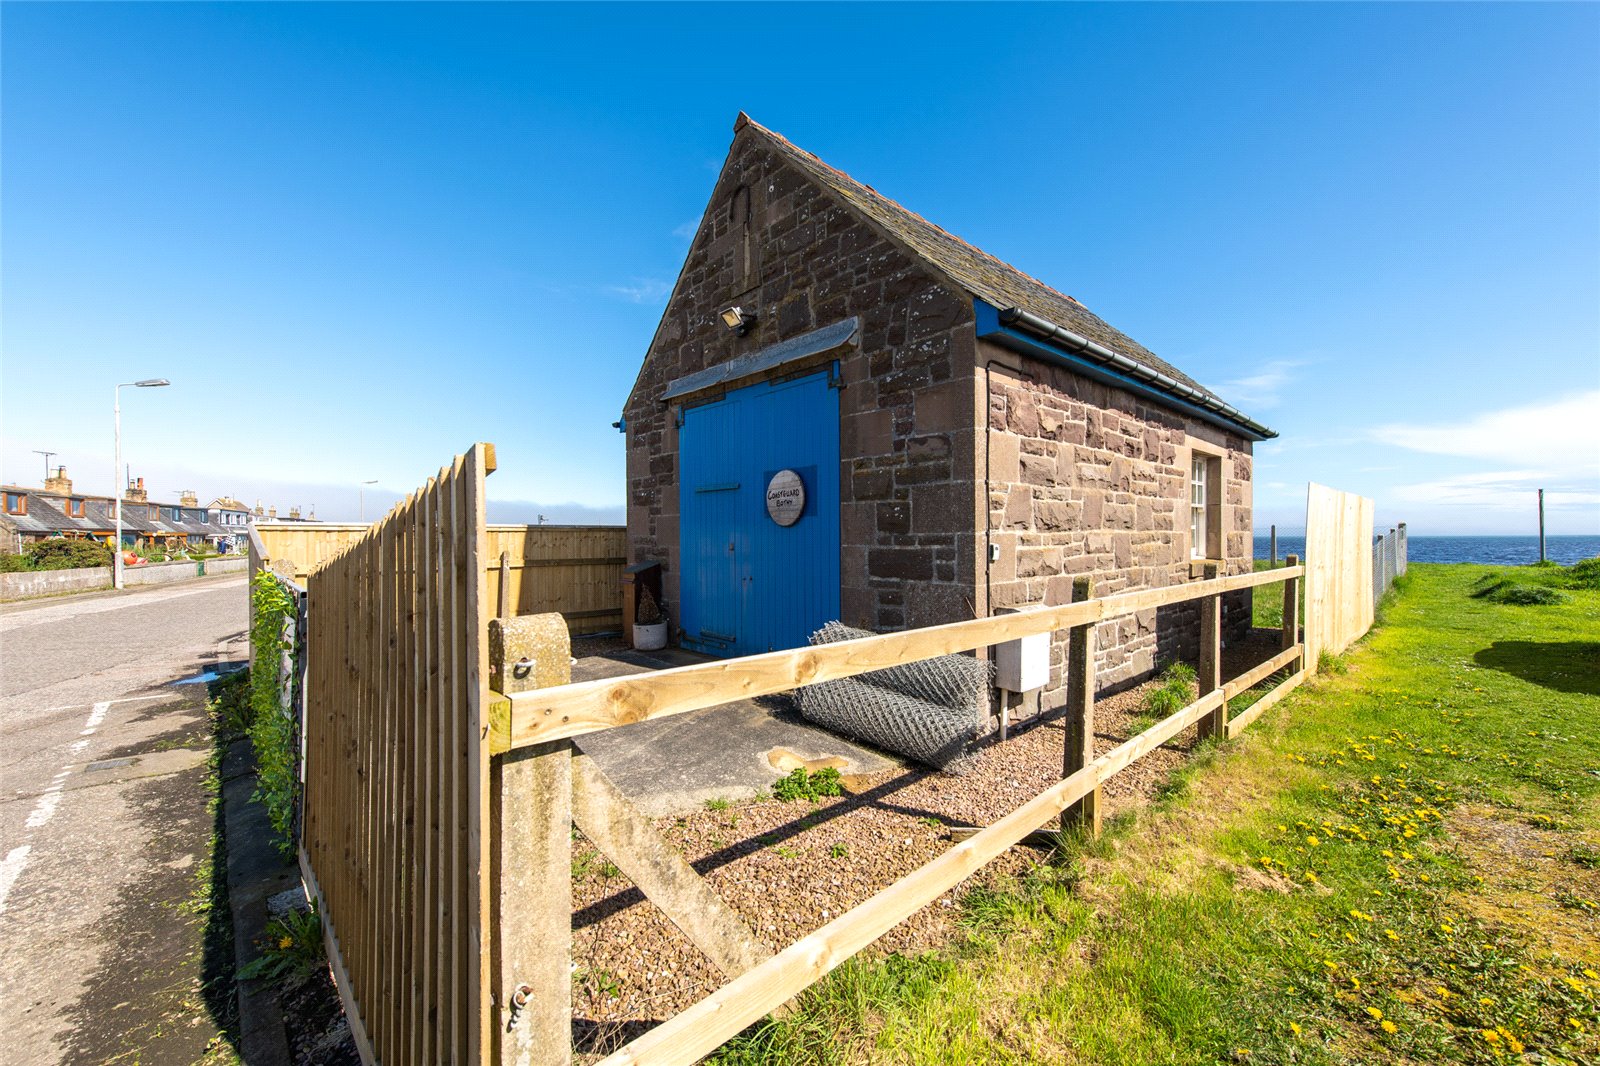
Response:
[300,443,496,1065]
[253,521,624,633]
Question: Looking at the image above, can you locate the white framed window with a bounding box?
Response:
[1190,456,1208,560]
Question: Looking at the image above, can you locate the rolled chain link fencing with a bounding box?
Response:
[795,621,993,773]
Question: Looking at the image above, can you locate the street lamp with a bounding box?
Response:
[114,379,170,590]
[359,480,378,522]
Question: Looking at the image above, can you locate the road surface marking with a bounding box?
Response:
[34,693,171,716]
[5,701,116,912]
[0,844,31,913]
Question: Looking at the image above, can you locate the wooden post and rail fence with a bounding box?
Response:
[286,444,1376,1065]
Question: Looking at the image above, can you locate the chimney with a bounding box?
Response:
[178,489,199,507]
[254,499,264,517]
[268,506,278,519]
[44,466,71,494]
[126,477,147,504]
[289,506,302,520]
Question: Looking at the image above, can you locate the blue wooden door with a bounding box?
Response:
[679,369,840,656]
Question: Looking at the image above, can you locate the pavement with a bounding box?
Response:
[0,576,249,1064]
[574,643,901,816]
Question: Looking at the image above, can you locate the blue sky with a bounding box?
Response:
[3,2,1596,534]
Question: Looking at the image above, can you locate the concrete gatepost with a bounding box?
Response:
[488,613,573,1066]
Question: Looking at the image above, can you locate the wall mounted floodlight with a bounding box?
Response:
[720,306,756,335]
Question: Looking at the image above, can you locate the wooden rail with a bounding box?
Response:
[300,443,496,1065]
[501,565,1304,751]
[593,681,1260,1066]
[493,559,1307,1066]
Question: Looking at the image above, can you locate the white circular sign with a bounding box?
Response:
[765,470,805,527]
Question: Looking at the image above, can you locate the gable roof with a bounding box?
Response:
[736,115,1274,438]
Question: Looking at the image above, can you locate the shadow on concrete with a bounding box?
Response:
[1473,641,1600,697]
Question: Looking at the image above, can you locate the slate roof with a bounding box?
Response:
[0,487,229,539]
[738,114,1215,398]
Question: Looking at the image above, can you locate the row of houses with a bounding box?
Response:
[0,467,313,555]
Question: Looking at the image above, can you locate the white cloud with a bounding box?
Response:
[607,278,672,305]
[1372,390,1600,479]
[672,219,700,241]
[1389,469,1600,511]
[1217,359,1305,409]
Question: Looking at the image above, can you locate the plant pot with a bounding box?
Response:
[632,620,668,651]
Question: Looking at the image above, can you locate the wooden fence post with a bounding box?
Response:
[497,550,511,619]
[1061,576,1099,835]
[1282,554,1300,662]
[1196,563,1225,742]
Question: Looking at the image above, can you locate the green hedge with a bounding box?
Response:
[249,571,299,854]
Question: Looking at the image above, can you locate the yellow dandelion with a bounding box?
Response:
[1584,969,1600,981]
[1478,997,1494,1007]
[1508,1036,1524,1054]
[1381,1020,1398,1034]
[1289,1022,1302,1037]
[278,935,293,949]
[1384,929,1400,942]
[1306,836,1320,847]
[1351,977,1361,990]
[1323,960,1338,971]
[1366,1007,1384,1021]
[1437,987,1452,999]
[1480,1029,1500,1044]
[1569,1017,1586,1033]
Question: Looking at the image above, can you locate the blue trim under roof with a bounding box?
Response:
[663,316,859,401]
[973,301,1276,442]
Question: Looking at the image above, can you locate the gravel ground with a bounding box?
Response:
[569,631,1287,1059]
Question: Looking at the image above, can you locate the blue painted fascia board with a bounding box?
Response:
[972,300,1271,443]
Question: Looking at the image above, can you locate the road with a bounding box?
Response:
[0,576,249,1064]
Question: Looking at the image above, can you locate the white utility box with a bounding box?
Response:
[995,630,1050,693]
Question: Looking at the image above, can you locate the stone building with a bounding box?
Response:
[622,114,1276,708]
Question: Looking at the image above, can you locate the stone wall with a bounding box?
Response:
[980,341,1254,704]
[0,566,112,601]
[623,128,982,635]
[0,556,248,601]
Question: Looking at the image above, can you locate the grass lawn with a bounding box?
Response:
[712,562,1599,1065]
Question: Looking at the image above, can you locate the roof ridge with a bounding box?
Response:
[736,114,1084,309]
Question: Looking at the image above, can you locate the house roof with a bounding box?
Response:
[736,115,1270,435]
[0,486,233,537]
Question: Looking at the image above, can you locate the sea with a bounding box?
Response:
[1253,534,1600,568]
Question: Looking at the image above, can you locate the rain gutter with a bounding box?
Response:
[974,301,1278,442]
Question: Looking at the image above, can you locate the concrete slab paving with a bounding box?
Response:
[572,644,902,816]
